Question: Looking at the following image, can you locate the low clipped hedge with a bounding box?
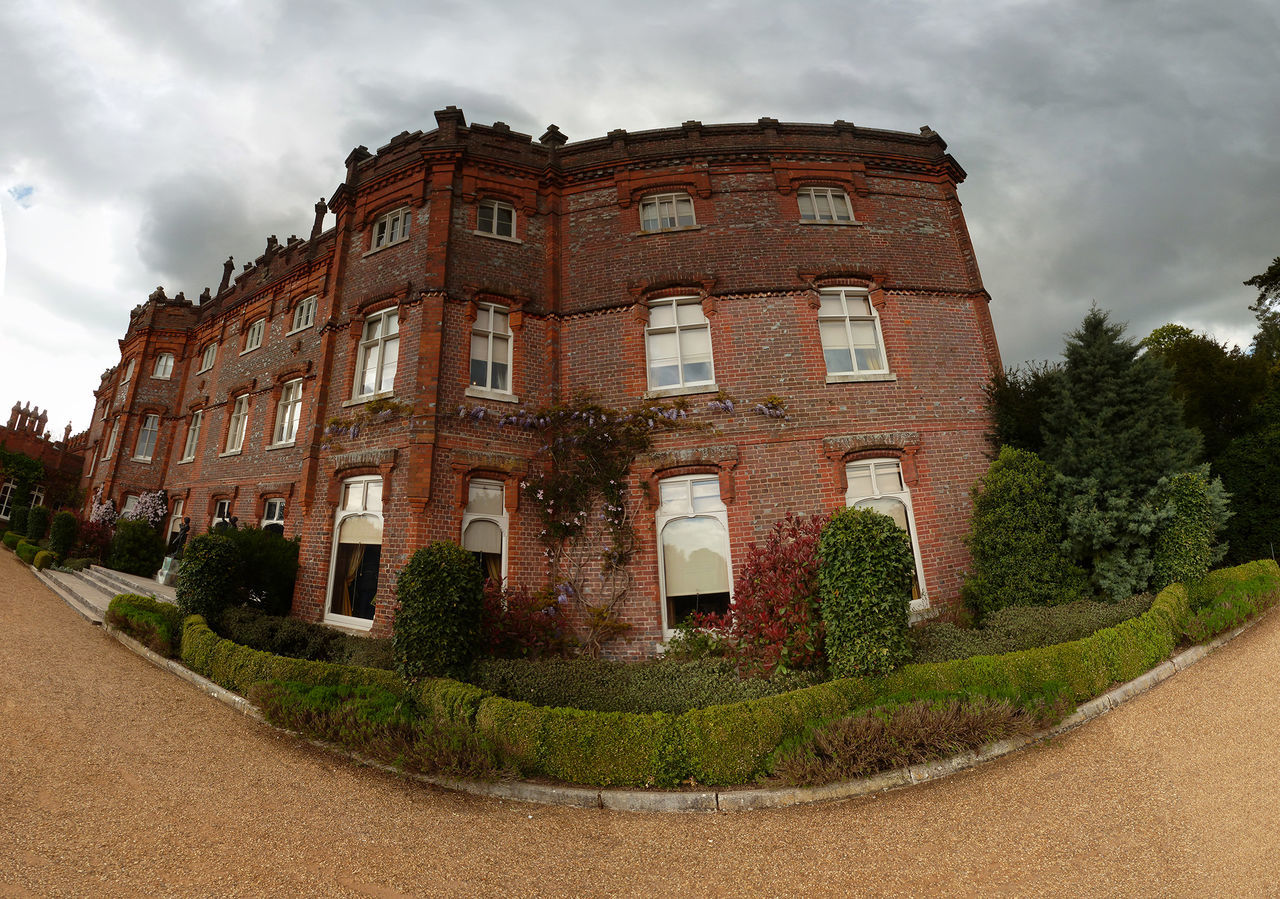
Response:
[107,594,185,657]
[3,531,23,551]
[184,561,1280,788]
[33,550,58,571]
[15,541,38,565]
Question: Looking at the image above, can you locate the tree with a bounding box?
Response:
[985,362,1062,454]
[1246,256,1280,364]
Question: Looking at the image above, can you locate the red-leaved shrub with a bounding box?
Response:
[73,519,115,564]
[481,581,573,659]
[695,512,830,676]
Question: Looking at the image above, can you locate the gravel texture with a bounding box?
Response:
[3,550,1279,897]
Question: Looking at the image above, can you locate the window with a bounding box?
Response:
[326,476,383,627]
[290,296,317,332]
[133,413,160,461]
[656,475,732,632]
[645,297,715,391]
[122,359,136,383]
[102,419,121,460]
[845,458,927,608]
[461,479,507,583]
[262,498,285,534]
[121,495,139,517]
[152,353,174,379]
[640,192,696,232]
[198,342,217,373]
[354,309,399,398]
[469,304,512,394]
[224,395,249,454]
[477,199,515,239]
[242,319,265,353]
[167,499,185,545]
[30,486,44,507]
[0,481,14,520]
[181,411,202,462]
[798,187,855,223]
[818,287,888,376]
[273,380,303,445]
[212,499,232,528]
[371,207,410,250]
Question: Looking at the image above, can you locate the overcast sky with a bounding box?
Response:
[3,0,1277,434]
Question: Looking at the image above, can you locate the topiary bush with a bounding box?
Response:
[1151,466,1230,591]
[49,511,78,558]
[9,505,30,538]
[25,506,51,542]
[393,541,484,681]
[107,518,166,577]
[175,533,241,623]
[2,531,21,551]
[16,541,38,564]
[817,506,915,678]
[222,526,300,615]
[963,447,1089,618]
[33,550,58,570]
[106,593,185,657]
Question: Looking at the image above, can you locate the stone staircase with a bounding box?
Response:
[36,564,177,625]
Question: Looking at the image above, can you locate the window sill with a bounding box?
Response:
[197,367,214,375]
[219,449,244,458]
[130,457,153,464]
[633,225,702,237]
[799,219,861,226]
[323,613,375,634]
[343,391,395,409]
[363,237,410,258]
[465,386,520,404]
[644,383,719,400]
[150,376,171,381]
[286,324,314,336]
[177,458,194,464]
[266,440,297,451]
[472,230,522,244]
[825,372,897,384]
[239,346,262,356]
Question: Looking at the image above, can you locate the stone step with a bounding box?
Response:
[35,568,110,624]
[83,565,177,605]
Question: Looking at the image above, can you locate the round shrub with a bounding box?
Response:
[108,518,166,577]
[175,534,241,623]
[49,511,78,558]
[393,541,484,680]
[817,506,915,678]
[25,506,51,542]
[33,550,58,571]
[962,446,1088,618]
[9,505,30,538]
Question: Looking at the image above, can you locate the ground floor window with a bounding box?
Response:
[326,476,383,628]
[262,498,285,534]
[656,474,732,632]
[0,481,13,520]
[845,458,927,608]
[461,478,506,583]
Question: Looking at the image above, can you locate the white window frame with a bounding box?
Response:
[655,474,733,636]
[798,186,855,223]
[467,303,514,398]
[224,395,249,455]
[168,499,185,544]
[180,411,202,462]
[645,296,716,392]
[640,192,697,232]
[152,353,175,379]
[102,419,121,461]
[212,499,232,528]
[476,199,516,239]
[122,358,136,384]
[121,494,139,518]
[461,478,508,584]
[198,342,217,373]
[273,379,303,446]
[262,498,286,529]
[133,413,160,462]
[353,308,399,399]
[325,475,384,631]
[844,458,928,611]
[818,287,891,380]
[370,207,411,250]
[30,486,44,508]
[0,481,15,521]
[242,318,265,354]
[290,296,317,333]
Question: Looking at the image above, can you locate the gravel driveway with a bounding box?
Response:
[3,551,1278,897]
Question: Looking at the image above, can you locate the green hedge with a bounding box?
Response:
[3,531,23,551]
[33,550,58,571]
[106,594,185,657]
[15,541,38,565]
[180,561,1279,788]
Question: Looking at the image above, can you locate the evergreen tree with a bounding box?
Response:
[1245,256,1280,365]
[985,362,1062,454]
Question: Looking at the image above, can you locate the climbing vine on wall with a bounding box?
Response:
[0,448,44,507]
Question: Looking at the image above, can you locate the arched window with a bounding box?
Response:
[656,474,732,633]
[845,458,927,609]
[326,476,383,628]
[461,478,507,584]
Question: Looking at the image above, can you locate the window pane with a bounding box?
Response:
[833,193,853,221]
[675,303,705,326]
[641,204,659,231]
[470,358,489,388]
[824,346,855,374]
[364,319,381,341]
[819,295,845,316]
[856,496,909,532]
[478,205,493,232]
[819,319,851,351]
[847,294,871,316]
[385,311,399,335]
[649,304,675,328]
[814,192,833,220]
[659,480,687,510]
[689,478,722,512]
[470,333,489,366]
[365,480,382,514]
[875,464,904,494]
[467,481,504,515]
[662,517,730,595]
[497,205,513,236]
[798,192,815,219]
[492,310,509,335]
[846,464,874,497]
[379,336,399,390]
[462,519,503,554]
[675,197,695,226]
[474,306,490,331]
[343,483,362,511]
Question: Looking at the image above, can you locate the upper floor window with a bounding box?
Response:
[181,411,202,462]
[242,319,265,353]
[133,413,160,462]
[355,309,399,398]
[102,419,121,460]
[656,474,732,632]
[462,478,507,583]
[225,395,249,454]
[798,186,855,223]
[845,458,926,607]
[818,287,888,377]
[469,304,512,394]
[198,342,217,373]
[645,297,714,391]
[273,379,303,445]
[477,199,516,239]
[290,296,317,333]
[122,359,136,383]
[371,207,411,250]
[640,193,696,232]
[153,353,174,379]
[121,495,139,518]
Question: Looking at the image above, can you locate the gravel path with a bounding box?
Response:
[3,551,1278,898]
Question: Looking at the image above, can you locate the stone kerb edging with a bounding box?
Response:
[92,604,1265,814]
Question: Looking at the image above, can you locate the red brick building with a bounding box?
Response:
[80,108,1001,654]
[0,401,86,522]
